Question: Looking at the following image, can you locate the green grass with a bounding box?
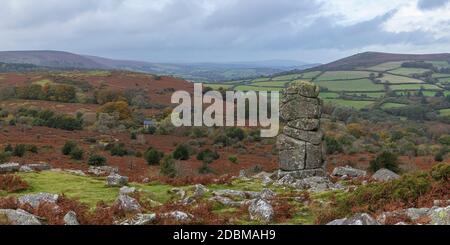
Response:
[427,61,450,69]
[315,79,384,92]
[389,84,442,91]
[382,103,408,109]
[389,68,430,76]
[439,108,450,116]
[367,61,404,71]
[300,71,322,79]
[323,99,374,109]
[204,83,233,89]
[272,74,301,81]
[432,73,450,79]
[251,77,271,82]
[319,92,339,99]
[379,74,424,84]
[438,77,450,84]
[345,92,386,98]
[315,71,371,81]
[251,81,289,87]
[234,85,283,92]
[12,172,175,207]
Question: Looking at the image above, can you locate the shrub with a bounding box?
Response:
[145,126,157,135]
[26,144,38,153]
[109,143,128,157]
[430,163,450,182]
[228,155,238,164]
[0,175,29,193]
[214,134,230,146]
[160,155,177,178]
[88,154,107,166]
[12,144,26,157]
[434,147,448,162]
[173,144,190,160]
[198,161,214,174]
[98,101,132,120]
[4,144,13,153]
[62,141,77,155]
[369,151,400,173]
[438,135,450,145]
[225,127,245,141]
[0,152,11,164]
[325,136,343,155]
[130,132,137,140]
[144,148,164,165]
[196,149,220,163]
[69,148,84,160]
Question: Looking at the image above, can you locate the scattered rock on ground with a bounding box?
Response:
[120,213,156,225]
[274,174,296,186]
[169,188,186,199]
[293,176,342,193]
[19,165,34,173]
[88,166,119,176]
[0,209,41,225]
[210,196,251,207]
[64,211,80,225]
[106,174,129,187]
[64,169,86,176]
[213,189,260,199]
[429,206,450,225]
[18,193,59,209]
[0,163,20,173]
[259,188,276,200]
[332,166,367,178]
[327,213,380,225]
[119,186,136,196]
[116,194,141,213]
[372,168,400,182]
[161,211,193,222]
[406,208,430,221]
[193,184,208,198]
[25,162,51,171]
[249,199,274,223]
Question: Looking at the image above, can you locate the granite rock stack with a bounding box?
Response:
[277,81,325,179]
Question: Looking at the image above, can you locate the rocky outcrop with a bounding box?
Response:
[372,168,400,182]
[0,209,41,225]
[119,213,156,225]
[249,199,274,223]
[106,174,129,187]
[332,166,367,178]
[64,211,80,225]
[327,213,380,225]
[25,162,51,171]
[18,193,59,209]
[277,81,325,179]
[161,211,193,222]
[88,166,119,176]
[0,163,20,173]
[116,194,141,213]
[430,206,450,225]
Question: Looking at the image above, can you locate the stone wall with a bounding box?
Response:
[277,81,325,179]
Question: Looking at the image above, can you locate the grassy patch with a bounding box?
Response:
[316,71,371,81]
[367,61,404,71]
[204,83,233,90]
[382,102,408,109]
[300,71,322,79]
[323,99,374,109]
[389,84,442,91]
[33,79,53,85]
[380,74,424,84]
[251,81,289,87]
[251,77,271,82]
[439,108,450,116]
[319,92,339,99]
[389,67,430,76]
[272,74,301,81]
[315,79,384,92]
[438,77,450,84]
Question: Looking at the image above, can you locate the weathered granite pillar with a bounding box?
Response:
[277,81,325,179]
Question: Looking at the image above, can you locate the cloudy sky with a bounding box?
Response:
[1,0,450,63]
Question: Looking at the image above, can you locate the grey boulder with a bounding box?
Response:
[372,169,400,182]
[0,209,41,225]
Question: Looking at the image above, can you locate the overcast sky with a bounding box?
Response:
[1,0,450,63]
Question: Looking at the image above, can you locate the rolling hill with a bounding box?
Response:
[0,50,315,82]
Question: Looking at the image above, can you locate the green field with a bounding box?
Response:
[346,92,386,98]
[315,79,384,92]
[251,81,289,87]
[301,71,322,79]
[315,71,371,81]
[272,74,301,81]
[319,92,340,99]
[389,67,430,76]
[251,77,271,82]
[367,61,404,71]
[382,103,408,109]
[205,83,233,89]
[432,73,450,79]
[379,74,424,84]
[323,99,373,109]
[439,108,450,116]
[389,84,442,91]
[438,77,450,84]
[427,61,450,69]
[234,85,283,92]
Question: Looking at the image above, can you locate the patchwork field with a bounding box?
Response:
[315,71,371,81]
[389,84,442,91]
[315,79,384,92]
[379,74,424,84]
[389,67,430,76]
[322,99,374,109]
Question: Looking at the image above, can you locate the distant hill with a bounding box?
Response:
[0,50,315,82]
[311,52,450,71]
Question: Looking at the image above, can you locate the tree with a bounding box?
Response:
[88,154,107,166]
[173,144,190,160]
[69,147,84,160]
[13,144,26,157]
[369,151,400,173]
[144,148,164,165]
[98,101,132,120]
[160,155,177,177]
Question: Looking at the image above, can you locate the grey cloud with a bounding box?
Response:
[418,0,449,10]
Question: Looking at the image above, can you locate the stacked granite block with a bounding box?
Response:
[277,81,325,179]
